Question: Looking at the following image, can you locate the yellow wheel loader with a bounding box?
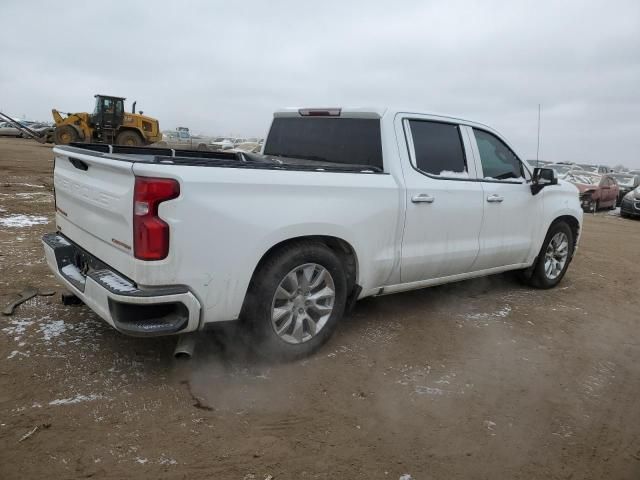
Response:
[52,94,162,146]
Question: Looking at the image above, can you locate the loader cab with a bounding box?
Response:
[91,95,125,131]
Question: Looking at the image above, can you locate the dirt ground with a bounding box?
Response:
[0,137,639,480]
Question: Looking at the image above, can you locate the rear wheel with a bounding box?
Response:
[54,125,79,145]
[241,241,347,360]
[116,130,144,147]
[522,221,574,289]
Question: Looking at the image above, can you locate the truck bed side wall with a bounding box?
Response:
[131,162,402,324]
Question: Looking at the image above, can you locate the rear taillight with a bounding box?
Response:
[133,177,180,260]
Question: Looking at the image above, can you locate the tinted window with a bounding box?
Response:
[264,117,382,169]
[408,120,466,176]
[474,129,524,180]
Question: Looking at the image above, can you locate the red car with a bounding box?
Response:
[565,172,619,212]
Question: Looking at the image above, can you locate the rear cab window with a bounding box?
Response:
[263,117,383,171]
[405,120,471,179]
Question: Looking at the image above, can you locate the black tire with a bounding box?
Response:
[54,125,79,145]
[241,241,348,361]
[196,143,210,152]
[523,221,575,289]
[116,130,144,147]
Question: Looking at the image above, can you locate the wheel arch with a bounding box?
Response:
[250,235,360,298]
[549,214,581,254]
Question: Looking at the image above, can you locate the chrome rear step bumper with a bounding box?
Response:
[42,232,201,336]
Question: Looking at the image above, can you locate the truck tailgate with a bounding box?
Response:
[53,150,136,274]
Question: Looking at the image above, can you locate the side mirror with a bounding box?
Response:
[531,167,558,195]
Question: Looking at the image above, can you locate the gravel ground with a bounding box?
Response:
[1,137,639,480]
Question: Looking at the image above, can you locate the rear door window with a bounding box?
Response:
[408,120,467,177]
[473,129,525,181]
[264,117,383,169]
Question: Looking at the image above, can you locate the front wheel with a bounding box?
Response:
[241,241,347,360]
[522,221,574,289]
[54,125,80,144]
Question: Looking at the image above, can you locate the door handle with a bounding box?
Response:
[412,193,435,204]
[486,194,504,203]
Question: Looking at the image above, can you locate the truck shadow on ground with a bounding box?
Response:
[194,271,523,365]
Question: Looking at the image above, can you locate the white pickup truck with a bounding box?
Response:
[43,107,582,358]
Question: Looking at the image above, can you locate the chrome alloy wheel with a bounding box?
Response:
[270,263,336,344]
[544,232,569,280]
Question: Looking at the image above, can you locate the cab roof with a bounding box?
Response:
[273,107,494,130]
[94,94,126,100]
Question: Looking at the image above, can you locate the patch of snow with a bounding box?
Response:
[49,394,103,406]
[61,264,86,284]
[484,420,496,431]
[4,183,45,188]
[415,386,444,395]
[158,454,178,465]
[98,272,136,293]
[2,318,35,342]
[135,457,148,465]
[39,319,67,341]
[484,176,525,182]
[0,214,48,227]
[438,169,469,179]
[464,305,512,321]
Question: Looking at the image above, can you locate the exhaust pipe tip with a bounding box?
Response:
[174,333,197,359]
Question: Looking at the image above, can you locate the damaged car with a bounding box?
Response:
[566,172,619,212]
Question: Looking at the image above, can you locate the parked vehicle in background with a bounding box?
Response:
[528,160,553,168]
[620,186,640,218]
[0,121,26,137]
[228,141,262,153]
[627,169,640,176]
[550,163,581,179]
[209,137,235,150]
[42,107,583,359]
[577,164,611,174]
[566,172,619,212]
[163,127,193,144]
[609,173,640,205]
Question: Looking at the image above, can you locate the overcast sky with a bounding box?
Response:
[2,0,639,166]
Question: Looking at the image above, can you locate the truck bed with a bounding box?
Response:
[62,143,383,173]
